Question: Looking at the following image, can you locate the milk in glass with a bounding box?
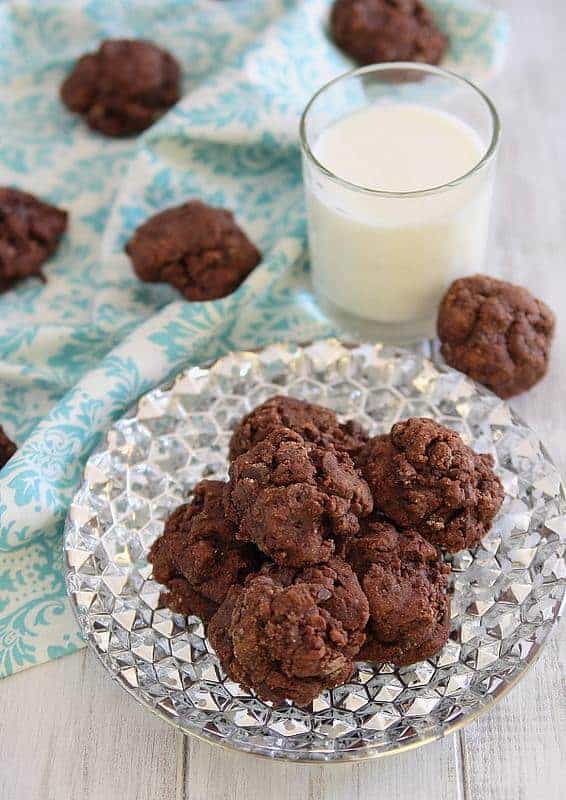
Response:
[304,103,494,329]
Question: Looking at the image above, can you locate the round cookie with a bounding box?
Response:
[229,395,368,461]
[208,558,368,706]
[225,427,373,566]
[347,518,450,665]
[0,425,17,469]
[0,188,68,292]
[360,417,503,552]
[61,39,180,137]
[437,274,555,399]
[330,0,448,66]
[125,200,261,301]
[149,480,261,621]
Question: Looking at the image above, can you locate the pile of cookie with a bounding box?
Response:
[149,395,504,706]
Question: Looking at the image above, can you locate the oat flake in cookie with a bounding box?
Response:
[0,188,68,292]
[0,425,17,469]
[61,39,180,137]
[360,417,504,552]
[125,200,261,301]
[437,274,555,399]
[330,0,448,66]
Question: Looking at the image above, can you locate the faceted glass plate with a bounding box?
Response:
[64,341,566,763]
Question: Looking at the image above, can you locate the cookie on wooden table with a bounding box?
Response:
[437,274,555,399]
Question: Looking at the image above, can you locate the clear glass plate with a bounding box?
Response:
[64,340,566,763]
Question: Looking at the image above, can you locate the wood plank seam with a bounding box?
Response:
[177,734,187,800]
[456,732,470,800]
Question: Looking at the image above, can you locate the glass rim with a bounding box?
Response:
[299,62,501,198]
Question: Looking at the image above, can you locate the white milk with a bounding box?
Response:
[304,103,494,332]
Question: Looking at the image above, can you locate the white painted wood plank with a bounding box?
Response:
[457,1,566,798]
[0,649,179,800]
[461,626,566,800]
[183,732,462,800]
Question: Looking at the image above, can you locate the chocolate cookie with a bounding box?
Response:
[0,425,17,469]
[0,188,68,292]
[149,480,261,621]
[229,395,368,461]
[360,417,503,552]
[61,39,181,137]
[208,558,368,706]
[347,518,450,665]
[437,274,555,399]
[330,0,448,66]
[125,200,261,301]
[225,427,373,566]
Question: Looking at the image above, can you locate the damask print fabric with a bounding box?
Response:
[0,0,508,678]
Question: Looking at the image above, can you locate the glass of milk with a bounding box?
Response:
[300,63,500,343]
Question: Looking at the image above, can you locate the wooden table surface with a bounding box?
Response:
[1,1,565,798]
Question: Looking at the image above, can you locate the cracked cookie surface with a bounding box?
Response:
[438,274,555,399]
[0,188,67,292]
[208,558,368,706]
[347,517,450,664]
[360,417,503,552]
[149,480,261,621]
[330,0,448,66]
[125,200,261,301]
[229,395,368,461]
[225,427,373,566]
[61,39,180,136]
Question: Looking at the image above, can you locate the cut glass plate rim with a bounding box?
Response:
[64,339,566,763]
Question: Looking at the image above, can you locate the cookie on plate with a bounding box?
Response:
[229,395,368,461]
[360,417,503,552]
[149,480,261,621]
[347,517,450,665]
[225,427,373,566]
[208,558,369,706]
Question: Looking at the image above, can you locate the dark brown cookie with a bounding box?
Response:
[148,480,261,621]
[0,425,17,469]
[61,39,181,137]
[0,188,68,292]
[259,558,370,651]
[330,0,448,66]
[225,427,373,566]
[347,518,450,665]
[360,417,503,552]
[229,395,368,461]
[208,558,368,706]
[125,200,261,301]
[437,274,555,399]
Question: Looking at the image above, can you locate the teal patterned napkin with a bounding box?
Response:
[0,0,508,678]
